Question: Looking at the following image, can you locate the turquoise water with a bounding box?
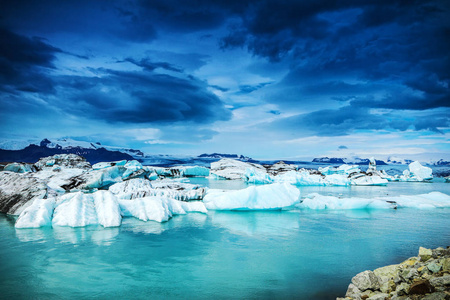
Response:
[1,182,450,299]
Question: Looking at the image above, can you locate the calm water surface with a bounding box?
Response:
[1,181,450,299]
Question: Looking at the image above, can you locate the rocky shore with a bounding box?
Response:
[338,247,450,300]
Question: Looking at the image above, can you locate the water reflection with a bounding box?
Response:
[209,210,300,236]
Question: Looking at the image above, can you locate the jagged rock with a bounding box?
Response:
[352,270,381,291]
[0,172,47,214]
[442,258,450,272]
[422,292,448,300]
[430,275,450,288]
[408,279,434,295]
[367,293,388,300]
[427,261,442,274]
[401,268,419,281]
[420,247,433,262]
[345,283,362,299]
[374,264,401,284]
[395,282,410,296]
[35,154,91,170]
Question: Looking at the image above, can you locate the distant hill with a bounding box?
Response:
[198,153,252,161]
[0,140,135,164]
[312,157,388,165]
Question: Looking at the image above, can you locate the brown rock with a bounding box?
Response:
[408,279,435,295]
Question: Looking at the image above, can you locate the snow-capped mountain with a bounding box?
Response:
[0,138,144,164]
[312,157,388,165]
[198,153,252,161]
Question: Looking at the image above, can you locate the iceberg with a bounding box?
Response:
[244,168,274,184]
[203,183,300,210]
[275,170,326,186]
[52,192,99,227]
[118,197,207,223]
[15,198,56,228]
[3,162,34,173]
[92,190,122,227]
[109,178,207,201]
[266,161,298,176]
[319,164,360,176]
[298,192,450,210]
[0,172,48,215]
[92,160,127,170]
[298,193,396,210]
[408,161,433,181]
[210,158,267,180]
[350,174,388,186]
[174,166,209,177]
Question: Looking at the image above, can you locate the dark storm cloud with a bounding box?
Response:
[270,104,449,136]
[0,27,60,94]
[123,58,184,73]
[54,69,231,124]
[237,82,273,94]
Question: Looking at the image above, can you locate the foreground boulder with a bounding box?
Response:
[0,172,48,214]
[339,246,450,300]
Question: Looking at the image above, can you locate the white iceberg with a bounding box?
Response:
[275,170,326,186]
[52,192,99,227]
[350,174,388,186]
[319,164,360,176]
[210,158,267,180]
[15,198,56,228]
[174,166,210,177]
[298,193,395,210]
[92,160,127,170]
[118,197,207,223]
[298,192,450,210]
[203,183,300,210]
[408,161,433,181]
[109,178,154,200]
[244,168,273,184]
[92,190,122,227]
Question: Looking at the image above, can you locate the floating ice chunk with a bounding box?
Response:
[176,166,210,177]
[15,198,56,228]
[275,170,326,186]
[389,192,450,208]
[324,174,351,186]
[350,174,388,186]
[84,166,123,189]
[244,168,273,184]
[109,178,154,200]
[118,197,176,222]
[298,192,450,210]
[210,158,267,180]
[409,161,433,181]
[3,162,34,173]
[179,201,208,213]
[92,190,122,227]
[319,164,360,176]
[31,167,86,193]
[299,193,395,210]
[92,160,127,170]
[203,183,300,210]
[52,192,98,227]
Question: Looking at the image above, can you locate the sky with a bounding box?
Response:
[0,0,449,160]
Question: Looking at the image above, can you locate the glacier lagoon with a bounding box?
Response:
[1,181,450,299]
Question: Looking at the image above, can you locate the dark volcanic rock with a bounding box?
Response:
[0,172,47,214]
[409,279,434,295]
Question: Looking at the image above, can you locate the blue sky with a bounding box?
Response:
[0,0,449,160]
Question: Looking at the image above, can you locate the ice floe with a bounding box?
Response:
[15,198,56,228]
[210,158,267,180]
[298,192,450,210]
[203,183,300,210]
